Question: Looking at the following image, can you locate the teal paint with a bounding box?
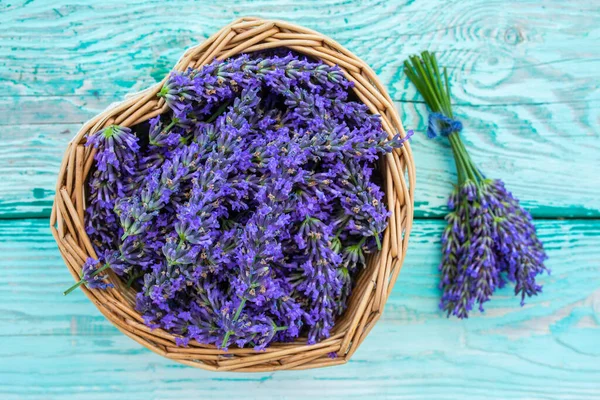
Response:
[32,188,48,199]
[1,0,599,398]
[1,0,599,218]
[1,219,599,398]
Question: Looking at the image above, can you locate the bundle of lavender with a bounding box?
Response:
[404,51,548,318]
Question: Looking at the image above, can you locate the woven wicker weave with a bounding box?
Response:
[50,17,416,372]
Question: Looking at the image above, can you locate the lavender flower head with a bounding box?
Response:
[439,178,548,318]
[64,257,113,295]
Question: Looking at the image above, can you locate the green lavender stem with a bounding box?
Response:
[63,262,112,296]
[404,51,483,186]
[206,99,233,123]
[221,298,247,348]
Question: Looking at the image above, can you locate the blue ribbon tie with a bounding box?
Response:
[426,112,463,138]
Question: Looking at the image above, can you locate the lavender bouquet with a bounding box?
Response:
[64,52,410,350]
[404,51,548,318]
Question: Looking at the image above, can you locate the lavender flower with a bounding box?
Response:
[482,179,548,304]
[63,257,113,295]
[85,125,139,249]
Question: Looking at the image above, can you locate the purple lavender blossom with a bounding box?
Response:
[85,125,139,249]
[81,258,113,289]
[81,258,112,290]
[439,179,548,318]
[482,179,548,304]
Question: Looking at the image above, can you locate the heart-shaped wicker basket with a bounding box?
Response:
[51,17,415,372]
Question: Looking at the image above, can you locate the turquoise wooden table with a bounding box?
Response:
[2,1,599,398]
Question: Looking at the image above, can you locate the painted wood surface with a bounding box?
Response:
[2,0,600,398]
[2,219,599,399]
[1,0,599,218]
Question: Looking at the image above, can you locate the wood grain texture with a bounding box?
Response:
[2,0,600,397]
[1,0,599,218]
[1,219,599,399]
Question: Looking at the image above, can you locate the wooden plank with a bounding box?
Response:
[406,99,600,218]
[1,219,598,398]
[0,124,78,218]
[0,0,598,218]
[1,0,599,102]
[1,96,598,218]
